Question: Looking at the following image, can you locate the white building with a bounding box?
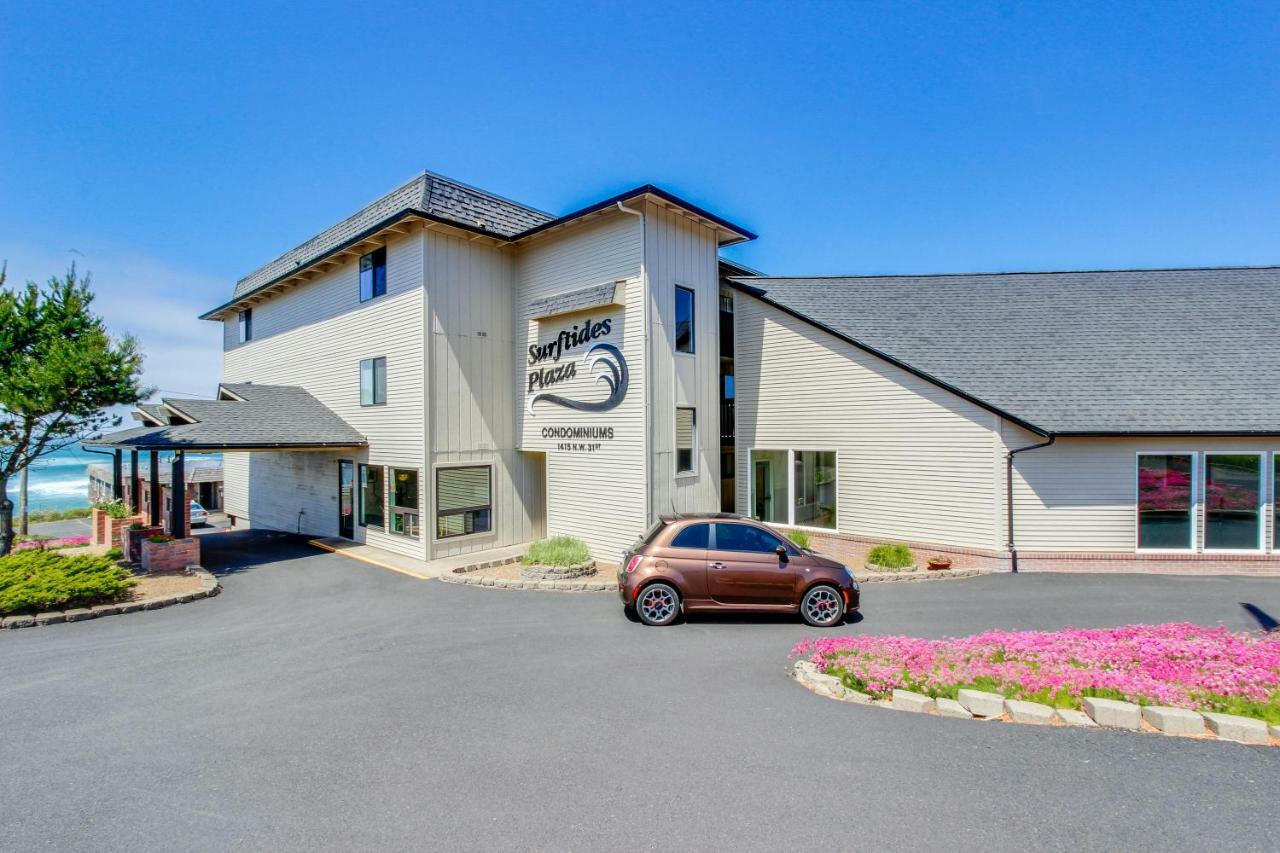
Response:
[97,169,1280,575]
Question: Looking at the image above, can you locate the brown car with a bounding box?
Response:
[618,514,860,627]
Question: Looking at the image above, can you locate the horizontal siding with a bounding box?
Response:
[1007,429,1280,553]
[221,230,426,559]
[734,294,1002,550]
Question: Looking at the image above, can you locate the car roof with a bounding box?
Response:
[658,513,752,523]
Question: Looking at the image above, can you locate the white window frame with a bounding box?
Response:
[388,467,421,539]
[746,447,840,533]
[675,407,697,478]
[433,462,494,543]
[674,284,696,355]
[1202,450,1265,553]
[1134,451,1197,553]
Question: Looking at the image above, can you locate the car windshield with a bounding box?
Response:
[190,502,204,511]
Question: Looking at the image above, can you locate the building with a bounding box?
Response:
[91,170,1280,575]
[88,458,223,518]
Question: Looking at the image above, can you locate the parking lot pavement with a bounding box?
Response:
[1,532,1278,852]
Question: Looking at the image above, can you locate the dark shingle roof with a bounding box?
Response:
[87,384,367,450]
[232,172,554,298]
[731,266,1280,435]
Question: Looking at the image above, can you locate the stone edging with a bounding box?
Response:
[792,659,1280,747]
[1,568,221,630]
[440,557,613,592]
[855,567,986,583]
[520,561,597,581]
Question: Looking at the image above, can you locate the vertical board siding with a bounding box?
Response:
[424,230,542,559]
[221,230,427,559]
[734,295,1002,550]
[1007,428,1279,552]
[513,211,647,560]
[645,204,722,517]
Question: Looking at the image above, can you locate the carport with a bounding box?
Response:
[85,383,367,543]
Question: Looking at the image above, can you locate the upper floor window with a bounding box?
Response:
[359,247,387,302]
[675,285,695,353]
[676,407,696,474]
[360,357,387,406]
[238,308,252,343]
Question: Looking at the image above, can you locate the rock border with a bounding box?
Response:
[1,568,221,630]
[520,561,597,581]
[791,659,1280,747]
[855,567,985,583]
[441,557,613,592]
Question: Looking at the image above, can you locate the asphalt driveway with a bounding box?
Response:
[1,532,1278,852]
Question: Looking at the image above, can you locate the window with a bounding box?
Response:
[750,448,838,530]
[1275,454,1280,551]
[674,285,695,353]
[359,247,387,302]
[1204,453,1262,550]
[360,357,386,406]
[388,468,419,537]
[675,407,696,474]
[1136,454,1193,550]
[238,308,252,343]
[436,465,492,539]
[713,522,793,554]
[358,464,384,528]
[671,523,709,549]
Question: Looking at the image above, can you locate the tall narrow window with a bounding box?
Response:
[238,308,252,343]
[1274,454,1279,550]
[358,464,384,529]
[436,466,492,539]
[389,468,419,538]
[750,450,790,524]
[1204,453,1262,550]
[674,285,695,353]
[360,357,386,406]
[675,407,696,474]
[359,247,387,302]
[1136,454,1193,550]
[794,450,838,529]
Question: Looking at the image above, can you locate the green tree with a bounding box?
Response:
[0,264,147,555]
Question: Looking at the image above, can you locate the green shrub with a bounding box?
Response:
[523,536,591,567]
[0,549,136,616]
[105,547,123,560]
[866,543,914,569]
[93,500,131,519]
[26,507,92,524]
[785,529,811,549]
[147,534,174,544]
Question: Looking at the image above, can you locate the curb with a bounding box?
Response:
[440,558,614,592]
[855,568,986,584]
[1,568,221,630]
[790,659,1279,748]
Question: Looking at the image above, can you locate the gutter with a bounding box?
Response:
[1006,434,1056,574]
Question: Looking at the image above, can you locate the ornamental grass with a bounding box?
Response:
[795,623,1280,724]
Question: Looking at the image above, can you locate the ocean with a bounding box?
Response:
[8,446,222,513]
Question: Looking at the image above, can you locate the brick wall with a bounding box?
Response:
[91,509,144,548]
[140,537,201,573]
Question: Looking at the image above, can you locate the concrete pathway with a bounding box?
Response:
[309,536,526,579]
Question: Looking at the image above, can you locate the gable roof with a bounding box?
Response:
[730,266,1280,435]
[86,383,367,450]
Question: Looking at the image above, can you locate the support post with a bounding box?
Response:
[129,449,140,514]
[112,449,123,502]
[168,451,185,537]
[150,451,162,527]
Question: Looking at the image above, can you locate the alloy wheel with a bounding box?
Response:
[802,586,843,627]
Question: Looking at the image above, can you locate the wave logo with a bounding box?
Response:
[527,343,628,415]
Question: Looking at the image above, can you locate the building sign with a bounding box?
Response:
[526,317,628,415]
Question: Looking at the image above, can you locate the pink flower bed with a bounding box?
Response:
[14,536,91,551]
[795,623,1280,723]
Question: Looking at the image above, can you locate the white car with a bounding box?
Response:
[189,501,209,526]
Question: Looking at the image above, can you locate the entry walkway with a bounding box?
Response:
[309,537,527,580]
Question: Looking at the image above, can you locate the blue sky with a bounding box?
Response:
[3,1,1277,398]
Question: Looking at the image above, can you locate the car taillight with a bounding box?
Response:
[624,554,642,574]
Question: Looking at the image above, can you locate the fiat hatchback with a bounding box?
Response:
[618,514,860,627]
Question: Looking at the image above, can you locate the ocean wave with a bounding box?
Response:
[27,477,89,497]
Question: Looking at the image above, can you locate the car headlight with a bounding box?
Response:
[843,567,859,590]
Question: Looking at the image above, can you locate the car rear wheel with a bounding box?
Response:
[800,584,845,627]
[635,582,680,626]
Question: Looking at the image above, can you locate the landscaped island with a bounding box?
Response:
[795,623,1280,724]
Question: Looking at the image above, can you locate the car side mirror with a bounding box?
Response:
[776,546,789,563]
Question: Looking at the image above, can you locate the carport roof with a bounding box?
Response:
[85,383,367,451]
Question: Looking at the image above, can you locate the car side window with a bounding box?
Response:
[670,523,710,549]
[713,523,791,554]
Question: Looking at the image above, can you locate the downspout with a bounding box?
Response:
[1006,434,1055,574]
[615,201,650,522]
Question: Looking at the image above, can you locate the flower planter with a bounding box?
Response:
[122,525,165,563]
[140,536,201,573]
[92,509,143,548]
[927,558,953,571]
[520,561,597,581]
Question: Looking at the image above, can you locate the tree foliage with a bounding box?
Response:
[0,264,148,554]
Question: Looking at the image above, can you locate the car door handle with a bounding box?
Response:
[709,562,727,569]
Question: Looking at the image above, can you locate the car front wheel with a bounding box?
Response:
[635,582,680,626]
[800,584,845,627]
